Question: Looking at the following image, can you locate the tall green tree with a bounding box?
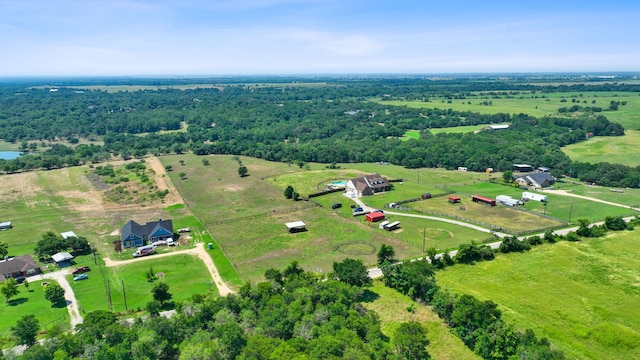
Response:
[0,241,8,258]
[44,283,66,305]
[1,277,19,302]
[12,314,40,347]
[332,258,371,287]
[238,165,248,177]
[393,321,430,359]
[284,185,294,199]
[152,282,172,306]
[377,244,396,265]
[502,170,513,183]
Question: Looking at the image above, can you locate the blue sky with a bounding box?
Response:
[1,0,639,76]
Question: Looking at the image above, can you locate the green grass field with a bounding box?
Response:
[375,91,640,130]
[428,124,488,135]
[0,280,70,349]
[363,280,480,360]
[562,130,640,166]
[553,180,640,208]
[447,182,636,225]
[436,230,640,360]
[72,254,215,314]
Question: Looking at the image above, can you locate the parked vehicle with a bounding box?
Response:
[71,266,91,275]
[167,238,176,246]
[133,245,157,258]
[73,273,88,281]
[331,203,342,209]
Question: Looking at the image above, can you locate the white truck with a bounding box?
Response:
[133,245,156,258]
[522,192,548,202]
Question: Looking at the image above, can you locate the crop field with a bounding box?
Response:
[71,254,215,314]
[562,129,640,167]
[363,281,480,360]
[446,182,637,225]
[436,231,640,360]
[0,279,71,348]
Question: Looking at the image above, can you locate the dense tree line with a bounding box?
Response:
[1,78,639,188]
[5,262,431,359]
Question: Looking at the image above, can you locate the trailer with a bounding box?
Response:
[133,245,156,258]
[385,221,400,231]
[522,192,548,202]
[496,195,520,207]
[378,220,390,229]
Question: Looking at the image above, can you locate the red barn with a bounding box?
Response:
[366,212,386,222]
[448,196,461,204]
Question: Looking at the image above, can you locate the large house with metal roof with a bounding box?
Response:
[121,218,174,248]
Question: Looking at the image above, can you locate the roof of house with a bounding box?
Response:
[516,172,555,186]
[52,252,74,263]
[351,174,389,192]
[0,255,39,280]
[122,219,173,241]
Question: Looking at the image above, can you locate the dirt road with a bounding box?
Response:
[103,242,234,296]
[38,269,84,327]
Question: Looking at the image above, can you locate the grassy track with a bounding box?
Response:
[363,281,480,360]
[0,280,70,348]
[436,231,640,360]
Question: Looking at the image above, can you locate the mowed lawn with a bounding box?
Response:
[0,280,70,349]
[436,231,640,360]
[72,254,215,314]
[363,281,480,360]
[562,130,640,167]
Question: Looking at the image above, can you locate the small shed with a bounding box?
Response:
[0,221,12,230]
[448,196,461,204]
[51,252,74,267]
[61,231,78,239]
[285,221,307,233]
[366,212,386,222]
[422,193,432,199]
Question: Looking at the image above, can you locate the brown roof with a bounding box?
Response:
[0,255,40,280]
[352,174,389,191]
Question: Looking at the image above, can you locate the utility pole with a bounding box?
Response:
[569,203,573,223]
[122,280,127,311]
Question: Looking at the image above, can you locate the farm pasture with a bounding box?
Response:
[561,129,640,167]
[436,230,640,360]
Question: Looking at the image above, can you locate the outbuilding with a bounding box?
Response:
[366,212,386,222]
[0,221,11,230]
[285,221,307,233]
[60,231,78,239]
[51,252,74,267]
[448,196,461,204]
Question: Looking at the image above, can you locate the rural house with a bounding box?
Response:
[0,255,40,282]
[345,174,390,197]
[514,173,556,189]
[121,218,174,248]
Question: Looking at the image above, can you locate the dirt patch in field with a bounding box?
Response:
[224,184,244,192]
[0,172,40,200]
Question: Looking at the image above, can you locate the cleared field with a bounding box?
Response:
[400,129,421,140]
[553,180,640,208]
[376,91,640,130]
[428,124,487,135]
[363,281,480,360]
[562,129,640,166]
[72,254,215,314]
[447,182,636,225]
[436,231,640,360]
[0,279,70,349]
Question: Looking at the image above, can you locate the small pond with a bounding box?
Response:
[0,151,22,160]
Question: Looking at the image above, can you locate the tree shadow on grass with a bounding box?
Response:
[359,289,380,303]
[52,299,70,309]
[7,297,28,306]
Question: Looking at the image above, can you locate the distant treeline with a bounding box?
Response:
[0,79,638,187]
